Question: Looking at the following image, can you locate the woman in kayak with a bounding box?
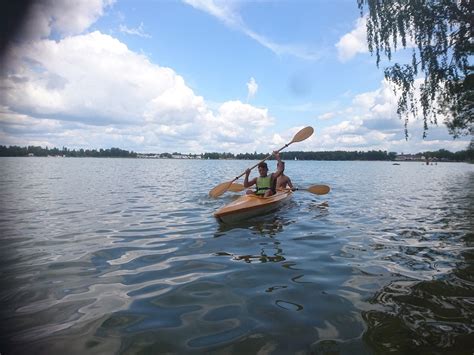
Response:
[244,151,283,197]
[276,161,293,190]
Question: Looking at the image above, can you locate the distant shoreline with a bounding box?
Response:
[1,145,472,162]
[4,156,470,163]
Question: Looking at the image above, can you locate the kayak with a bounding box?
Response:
[214,190,293,224]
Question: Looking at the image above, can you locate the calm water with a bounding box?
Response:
[0,158,473,354]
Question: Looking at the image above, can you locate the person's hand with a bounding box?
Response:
[245,168,251,175]
[273,151,280,159]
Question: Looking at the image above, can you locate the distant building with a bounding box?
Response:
[137,154,161,159]
[171,154,202,159]
[395,154,424,161]
[137,153,202,159]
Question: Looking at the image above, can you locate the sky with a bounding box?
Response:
[0,0,471,154]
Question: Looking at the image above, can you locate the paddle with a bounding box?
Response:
[228,183,246,192]
[229,183,330,195]
[290,184,330,195]
[209,126,314,198]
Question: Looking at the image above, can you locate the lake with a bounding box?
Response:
[0,157,473,354]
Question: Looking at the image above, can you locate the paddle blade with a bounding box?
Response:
[228,183,246,192]
[291,126,314,143]
[209,181,233,198]
[307,184,330,195]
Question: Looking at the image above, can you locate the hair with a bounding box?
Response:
[258,162,268,169]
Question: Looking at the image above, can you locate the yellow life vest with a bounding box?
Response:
[256,176,271,195]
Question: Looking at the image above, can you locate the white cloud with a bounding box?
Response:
[310,79,471,153]
[218,101,271,129]
[1,1,469,155]
[336,16,418,63]
[3,32,174,124]
[1,25,276,153]
[271,133,286,146]
[183,0,240,26]
[144,76,206,125]
[20,0,115,40]
[212,100,274,147]
[336,17,368,62]
[246,77,258,101]
[352,80,399,121]
[119,22,151,38]
[318,112,335,121]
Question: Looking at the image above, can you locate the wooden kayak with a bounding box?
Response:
[214,190,293,224]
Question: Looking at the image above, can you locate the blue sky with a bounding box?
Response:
[0,0,470,154]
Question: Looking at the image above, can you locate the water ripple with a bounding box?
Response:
[0,159,472,354]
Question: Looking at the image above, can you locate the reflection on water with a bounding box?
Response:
[215,215,292,236]
[361,176,474,354]
[214,214,294,264]
[0,158,473,354]
[363,263,474,353]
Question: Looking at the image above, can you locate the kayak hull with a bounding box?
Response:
[214,190,292,224]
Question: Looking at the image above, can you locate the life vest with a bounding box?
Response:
[256,176,271,195]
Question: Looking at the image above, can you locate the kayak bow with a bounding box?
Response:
[214,190,292,224]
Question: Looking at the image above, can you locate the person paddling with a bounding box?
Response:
[275,161,293,190]
[244,151,283,197]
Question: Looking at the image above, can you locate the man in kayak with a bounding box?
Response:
[244,151,283,197]
[276,161,293,190]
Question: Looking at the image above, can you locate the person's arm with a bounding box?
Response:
[287,177,294,189]
[244,169,257,187]
[275,151,281,163]
[271,152,283,182]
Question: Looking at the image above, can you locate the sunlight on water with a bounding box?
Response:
[0,158,472,353]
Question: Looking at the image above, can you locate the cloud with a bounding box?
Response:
[317,80,402,143]
[119,22,151,38]
[183,0,239,26]
[246,77,258,101]
[18,0,115,41]
[144,76,207,125]
[3,32,176,124]
[352,80,399,120]
[318,112,335,121]
[1,22,276,153]
[311,79,471,153]
[211,100,274,146]
[1,1,469,155]
[336,16,418,63]
[182,0,321,60]
[336,17,368,62]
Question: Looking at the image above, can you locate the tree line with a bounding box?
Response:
[1,145,472,162]
[0,145,137,158]
[203,149,472,162]
[423,148,473,162]
[202,150,398,161]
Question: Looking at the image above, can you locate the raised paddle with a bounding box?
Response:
[209,126,314,198]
